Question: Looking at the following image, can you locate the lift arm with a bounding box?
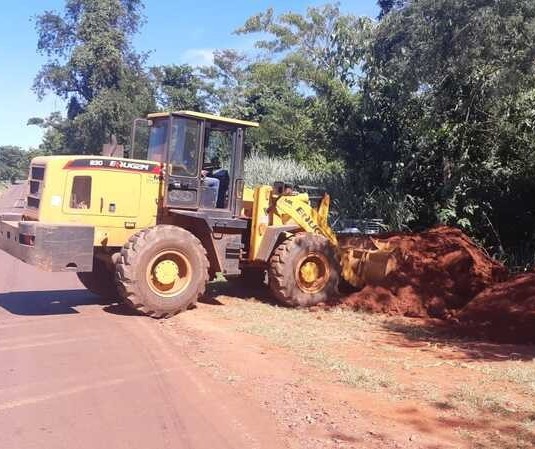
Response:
[273,193,338,246]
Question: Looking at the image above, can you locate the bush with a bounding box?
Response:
[244,151,324,187]
[243,152,417,231]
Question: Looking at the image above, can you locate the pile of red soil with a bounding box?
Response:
[340,226,508,319]
[457,273,535,343]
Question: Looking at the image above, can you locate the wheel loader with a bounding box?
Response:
[0,111,391,317]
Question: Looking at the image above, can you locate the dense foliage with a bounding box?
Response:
[365,0,535,262]
[234,1,535,264]
[29,0,155,153]
[8,0,534,265]
[0,146,39,181]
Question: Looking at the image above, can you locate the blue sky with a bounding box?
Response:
[0,0,378,150]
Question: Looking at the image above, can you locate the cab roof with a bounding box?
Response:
[147,110,259,128]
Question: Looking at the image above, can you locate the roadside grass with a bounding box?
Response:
[306,351,393,391]
[195,292,535,447]
[211,297,535,399]
[374,319,535,410]
[455,427,476,441]
[0,181,8,196]
[400,360,534,419]
[447,384,521,416]
[456,424,535,449]
[483,428,535,449]
[478,362,535,397]
[212,298,394,392]
[441,383,535,448]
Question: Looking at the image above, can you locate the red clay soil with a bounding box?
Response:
[339,226,508,319]
[457,273,535,344]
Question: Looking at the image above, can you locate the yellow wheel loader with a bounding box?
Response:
[0,111,392,317]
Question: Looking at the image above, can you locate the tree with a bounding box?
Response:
[27,112,67,154]
[150,64,213,112]
[364,0,535,248]
[32,0,155,154]
[241,61,315,159]
[377,0,408,19]
[199,49,251,117]
[233,5,372,164]
[234,0,535,253]
[236,4,371,88]
[0,146,31,181]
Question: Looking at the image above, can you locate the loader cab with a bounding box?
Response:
[142,111,258,217]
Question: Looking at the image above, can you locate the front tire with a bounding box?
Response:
[116,225,209,318]
[268,233,340,307]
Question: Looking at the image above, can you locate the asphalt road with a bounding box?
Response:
[0,185,283,449]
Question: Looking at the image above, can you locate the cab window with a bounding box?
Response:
[147,119,169,163]
[169,118,201,177]
[70,176,92,209]
[203,125,234,172]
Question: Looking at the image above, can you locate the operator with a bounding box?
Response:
[201,158,221,207]
[203,157,229,208]
[150,143,165,163]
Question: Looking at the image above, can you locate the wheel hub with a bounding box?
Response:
[146,249,192,297]
[295,253,330,294]
[153,260,180,285]
[300,261,320,284]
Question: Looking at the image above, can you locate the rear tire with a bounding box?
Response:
[116,225,209,318]
[268,233,339,307]
[77,256,121,301]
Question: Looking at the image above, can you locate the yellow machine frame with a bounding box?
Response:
[0,110,392,319]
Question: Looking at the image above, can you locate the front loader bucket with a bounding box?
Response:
[339,237,397,288]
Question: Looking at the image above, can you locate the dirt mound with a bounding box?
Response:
[457,273,535,343]
[340,226,508,318]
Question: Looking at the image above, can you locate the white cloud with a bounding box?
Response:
[180,48,215,67]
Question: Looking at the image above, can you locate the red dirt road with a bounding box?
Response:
[0,186,286,449]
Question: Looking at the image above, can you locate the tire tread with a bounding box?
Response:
[115,225,208,318]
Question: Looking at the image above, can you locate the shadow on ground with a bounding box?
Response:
[200,279,280,308]
[0,289,113,316]
[102,302,146,316]
[394,405,535,449]
[381,318,535,362]
[0,279,277,318]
